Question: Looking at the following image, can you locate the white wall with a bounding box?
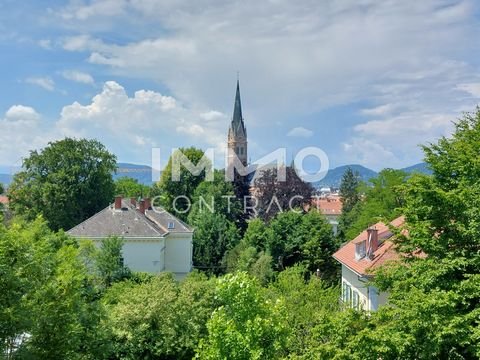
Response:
[88,234,192,277]
[164,233,193,275]
[90,237,165,273]
[341,264,389,311]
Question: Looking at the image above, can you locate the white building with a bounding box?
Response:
[68,196,193,279]
[333,216,404,311]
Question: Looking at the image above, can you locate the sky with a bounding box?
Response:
[1,0,480,174]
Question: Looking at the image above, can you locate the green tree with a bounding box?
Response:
[188,171,242,273]
[95,236,131,289]
[254,166,314,222]
[196,272,288,360]
[8,138,117,231]
[337,167,361,240]
[152,147,209,221]
[0,183,4,194]
[298,210,339,281]
[104,272,216,360]
[114,176,150,198]
[190,212,240,274]
[268,266,344,358]
[345,168,407,240]
[316,109,480,359]
[0,218,108,359]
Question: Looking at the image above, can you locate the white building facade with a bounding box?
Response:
[68,196,193,279]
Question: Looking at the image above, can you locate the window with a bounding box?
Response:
[352,290,359,310]
[355,240,366,260]
[240,147,243,155]
[342,281,352,304]
[168,221,175,229]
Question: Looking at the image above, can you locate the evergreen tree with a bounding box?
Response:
[337,167,361,240]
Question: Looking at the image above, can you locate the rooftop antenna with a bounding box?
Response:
[237,71,239,81]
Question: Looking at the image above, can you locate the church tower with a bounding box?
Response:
[227,79,248,169]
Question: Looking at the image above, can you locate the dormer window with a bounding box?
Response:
[168,221,175,229]
[355,240,366,260]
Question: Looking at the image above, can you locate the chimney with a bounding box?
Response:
[144,197,151,210]
[114,196,122,210]
[366,227,379,259]
[130,197,137,207]
[139,200,146,214]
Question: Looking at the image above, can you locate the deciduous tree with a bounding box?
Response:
[8,138,117,231]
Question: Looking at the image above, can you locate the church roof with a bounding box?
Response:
[229,80,247,138]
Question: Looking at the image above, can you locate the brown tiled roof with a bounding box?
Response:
[0,196,8,205]
[333,216,405,276]
[312,196,342,215]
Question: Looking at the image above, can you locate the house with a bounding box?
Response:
[333,216,405,311]
[67,196,193,279]
[312,195,342,235]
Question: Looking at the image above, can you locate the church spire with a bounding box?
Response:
[230,79,246,138]
[233,79,243,125]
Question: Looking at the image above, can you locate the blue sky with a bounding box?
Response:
[1,0,480,174]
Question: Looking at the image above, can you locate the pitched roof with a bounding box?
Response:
[67,198,192,238]
[312,196,342,215]
[333,216,405,276]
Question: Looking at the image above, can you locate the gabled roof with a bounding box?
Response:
[67,198,193,238]
[333,216,405,276]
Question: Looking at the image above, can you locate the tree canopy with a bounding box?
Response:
[114,177,150,199]
[152,147,209,221]
[7,138,117,231]
[344,168,407,240]
[253,166,314,222]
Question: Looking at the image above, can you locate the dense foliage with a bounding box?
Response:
[253,166,314,221]
[114,176,151,199]
[152,147,209,221]
[343,168,407,240]
[7,138,117,231]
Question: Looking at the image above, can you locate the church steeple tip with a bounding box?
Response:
[232,79,243,125]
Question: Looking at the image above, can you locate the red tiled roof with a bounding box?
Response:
[333,216,405,276]
[312,196,342,215]
[0,196,8,205]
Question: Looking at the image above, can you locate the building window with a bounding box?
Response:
[352,290,359,310]
[342,281,352,304]
[240,147,243,155]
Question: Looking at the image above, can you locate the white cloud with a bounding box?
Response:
[57,81,226,164]
[25,77,55,91]
[287,127,313,138]
[360,104,394,117]
[456,83,480,98]
[5,105,40,121]
[342,138,399,171]
[61,70,95,84]
[0,105,51,165]
[38,39,52,49]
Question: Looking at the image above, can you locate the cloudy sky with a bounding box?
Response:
[1,0,480,173]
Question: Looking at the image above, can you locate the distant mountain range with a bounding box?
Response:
[315,163,432,188]
[0,162,156,188]
[0,162,431,189]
